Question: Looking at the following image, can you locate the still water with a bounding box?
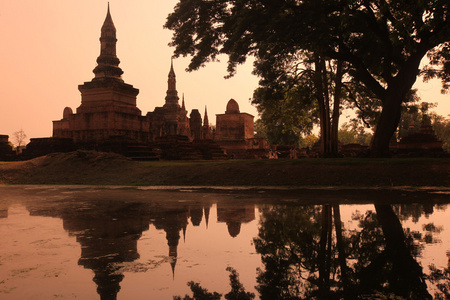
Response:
[0,185,449,300]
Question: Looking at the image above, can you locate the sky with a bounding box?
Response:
[0,1,449,145]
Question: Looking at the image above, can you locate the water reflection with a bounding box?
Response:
[254,204,435,299]
[0,186,449,299]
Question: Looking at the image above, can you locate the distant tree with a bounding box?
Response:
[397,102,436,139]
[252,51,349,155]
[252,81,317,146]
[338,125,358,145]
[338,122,373,146]
[299,134,319,149]
[431,114,450,152]
[254,119,268,140]
[165,0,450,157]
[12,129,27,149]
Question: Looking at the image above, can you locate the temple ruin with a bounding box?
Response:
[0,135,15,161]
[23,4,265,160]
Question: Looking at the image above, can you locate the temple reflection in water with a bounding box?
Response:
[19,191,255,300]
[0,186,449,299]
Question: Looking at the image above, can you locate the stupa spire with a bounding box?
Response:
[93,3,124,81]
[168,59,176,91]
[203,106,209,126]
[165,59,179,107]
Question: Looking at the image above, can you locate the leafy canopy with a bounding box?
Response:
[166,0,450,96]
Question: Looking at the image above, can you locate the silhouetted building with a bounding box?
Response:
[53,5,149,147]
[0,135,15,161]
[32,4,267,160]
[396,116,444,155]
[147,64,192,140]
[215,99,269,158]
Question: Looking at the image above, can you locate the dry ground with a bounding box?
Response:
[0,150,448,187]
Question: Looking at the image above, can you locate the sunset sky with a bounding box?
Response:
[0,1,449,145]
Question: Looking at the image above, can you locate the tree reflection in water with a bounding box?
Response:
[3,186,448,299]
[253,204,434,300]
[174,267,255,300]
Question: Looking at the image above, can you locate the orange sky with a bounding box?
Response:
[0,1,448,145]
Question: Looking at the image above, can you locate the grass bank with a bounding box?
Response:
[0,151,448,187]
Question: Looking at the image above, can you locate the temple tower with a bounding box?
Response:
[78,4,139,112]
[164,60,179,109]
[53,4,149,146]
[203,106,212,139]
[189,109,202,140]
[92,3,123,81]
[162,61,183,135]
[215,99,254,141]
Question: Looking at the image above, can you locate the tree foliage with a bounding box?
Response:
[253,204,433,299]
[432,114,450,152]
[173,267,254,300]
[252,81,317,146]
[165,0,450,156]
[253,52,349,155]
[338,122,373,146]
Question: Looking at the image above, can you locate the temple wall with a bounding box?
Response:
[53,119,72,139]
[215,113,254,141]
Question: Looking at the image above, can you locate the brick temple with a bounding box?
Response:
[24,5,268,160]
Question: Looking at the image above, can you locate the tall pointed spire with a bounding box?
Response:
[93,3,124,81]
[203,106,209,126]
[168,59,176,90]
[165,59,180,108]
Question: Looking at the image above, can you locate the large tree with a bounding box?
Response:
[165,0,450,156]
[252,51,348,155]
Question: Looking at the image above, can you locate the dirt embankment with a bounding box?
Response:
[0,151,449,187]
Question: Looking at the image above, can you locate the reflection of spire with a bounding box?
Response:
[59,200,150,300]
[169,244,178,280]
[190,206,203,226]
[152,208,189,280]
[74,221,145,300]
[182,94,186,111]
[166,227,180,280]
[204,205,211,229]
[93,269,123,300]
[93,3,124,81]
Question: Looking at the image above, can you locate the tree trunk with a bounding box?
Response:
[314,56,329,156]
[331,60,343,155]
[369,95,403,157]
[318,205,332,299]
[374,204,432,299]
[333,205,350,298]
[321,59,332,155]
[369,51,426,157]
